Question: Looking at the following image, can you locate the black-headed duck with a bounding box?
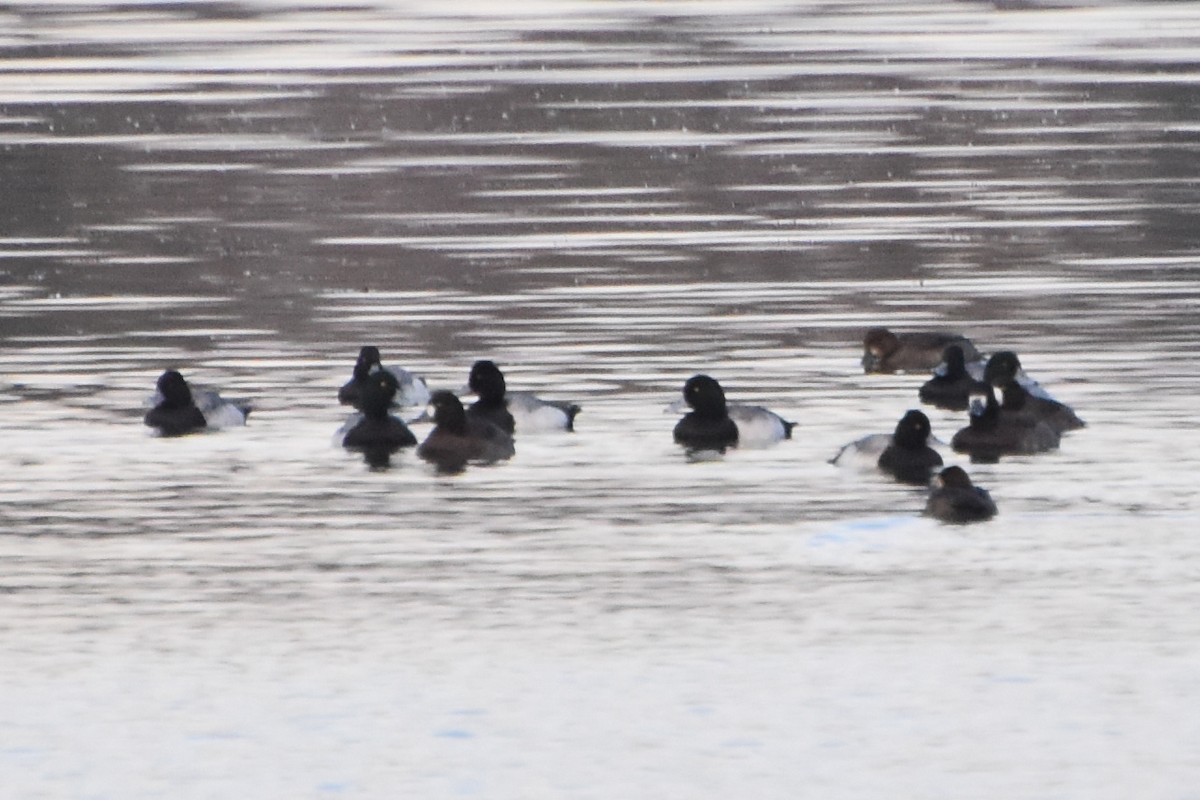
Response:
[338,345,430,410]
[341,370,418,452]
[918,345,986,411]
[877,409,943,485]
[467,359,580,434]
[951,384,1059,462]
[984,351,1085,433]
[672,374,740,453]
[145,369,250,437]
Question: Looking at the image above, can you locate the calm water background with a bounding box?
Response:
[3,1,1200,796]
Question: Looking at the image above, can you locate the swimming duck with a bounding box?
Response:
[924,466,997,524]
[984,351,1085,433]
[950,384,1059,462]
[418,390,515,472]
[918,345,986,411]
[341,370,417,452]
[877,409,943,485]
[666,396,794,447]
[338,346,431,410]
[672,374,740,452]
[144,369,250,437]
[467,359,580,434]
[862,327,980,374]
[995,376,1086,434]
[830,420,946,468]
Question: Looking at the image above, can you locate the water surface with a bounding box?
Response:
[3,1,1200,797]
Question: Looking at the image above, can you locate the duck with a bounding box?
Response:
[672,374,740,452]
[466,359,580,434]
[950,384,1059,462]
[665,396,794,447]
[830,418,946,468]
[994,376,1086,434]
[418,390,515,472]
[918,345,986,411]
[983,351,1085,433]
[876,409,944,485]
[341,370,417,452]
[924,466,997,524]
[144,369,250,437]
[862,327,980,374]
[338,346,431,410]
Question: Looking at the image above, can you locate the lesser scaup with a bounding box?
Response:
[918,345,986,411]
[924,466,997,524]
[831,421,946,468]
[984,351,1085,433]
[467,359,580,434]
[144,369,250,437]
[877,409,944,485]
[341,370,418,452]
[338,346,431,410]
[862,327,980,374]
[950,384,1060,462]
[665,395,794,447]
[672,374,740,453]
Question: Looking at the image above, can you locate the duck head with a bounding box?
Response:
[155,369,194,408]
[892,409,933,450]
[681,374,728,419]
[468,360,507,404]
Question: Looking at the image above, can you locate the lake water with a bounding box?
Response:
[3,1,1200,796]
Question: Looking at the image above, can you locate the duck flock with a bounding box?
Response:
[143,328,1085,525]
[841,327,1084,523]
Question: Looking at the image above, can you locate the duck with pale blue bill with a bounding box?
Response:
[338,345,431,411]
[144,369,251,437]
[466,359,580,434]
[951,384,1060,462]
[924,466,997,524]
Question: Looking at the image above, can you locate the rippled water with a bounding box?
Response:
[3,1,1200,797]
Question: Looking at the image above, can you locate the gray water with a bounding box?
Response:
[3,1,1200,797]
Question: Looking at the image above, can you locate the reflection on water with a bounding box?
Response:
[2,1,1200,797]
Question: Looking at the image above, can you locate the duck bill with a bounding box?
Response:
[967,392,988,418]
